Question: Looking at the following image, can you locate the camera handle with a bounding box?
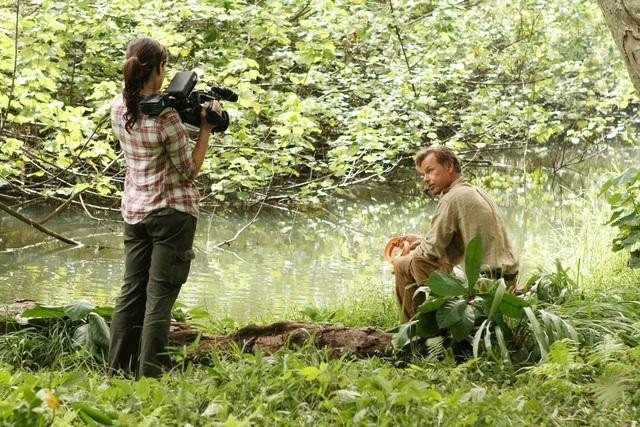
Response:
[204,105,229,133]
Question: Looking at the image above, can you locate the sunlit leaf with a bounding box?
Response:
[21,305,66,319]
[298,366,320,381]
[488,280,506,320]
[71,402,114,425]
[464,236,483,292]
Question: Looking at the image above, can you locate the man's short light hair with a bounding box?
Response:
[414,145,462,173]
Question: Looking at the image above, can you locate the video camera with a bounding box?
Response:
[139,70,238,133]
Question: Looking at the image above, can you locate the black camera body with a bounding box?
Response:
[140,71,237,133]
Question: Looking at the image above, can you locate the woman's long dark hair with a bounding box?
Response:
[122,37,168,132]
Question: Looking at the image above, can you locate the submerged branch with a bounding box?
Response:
[213,174,272,248]
[0,201,81,246]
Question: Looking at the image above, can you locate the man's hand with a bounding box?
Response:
[384,234,423,263]
[402,234,423,251]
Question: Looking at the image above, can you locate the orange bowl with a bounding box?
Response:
[384,237,411,262]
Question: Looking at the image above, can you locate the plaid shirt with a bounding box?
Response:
[111,95,200,224]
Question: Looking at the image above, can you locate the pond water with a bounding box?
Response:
[0,145,637,322]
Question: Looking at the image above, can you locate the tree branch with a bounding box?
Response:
[0,201,81,246]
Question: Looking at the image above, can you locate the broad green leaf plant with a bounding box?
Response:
[601,168,640,267]
[20,300,112,364]
[392,236,578,364]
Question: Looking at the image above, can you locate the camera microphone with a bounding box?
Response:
[209,86,238,102]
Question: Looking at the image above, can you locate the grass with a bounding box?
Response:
[2,337,639,425]
[1,197,640,426]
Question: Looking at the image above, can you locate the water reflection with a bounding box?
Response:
[0,147,637,322]
[0,204,401,322]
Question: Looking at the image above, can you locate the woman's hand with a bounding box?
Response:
[199,100,223,132]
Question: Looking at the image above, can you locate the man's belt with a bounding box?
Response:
[480,268,518,282]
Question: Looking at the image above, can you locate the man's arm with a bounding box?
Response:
[413,197,457,261]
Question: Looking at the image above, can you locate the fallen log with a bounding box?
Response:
[2,301,394,361]
[169,321,393,362]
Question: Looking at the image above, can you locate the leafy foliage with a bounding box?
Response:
[526,259,576,303]
[9,300,112,366]
[601,168,640,266]
[0,262,638,425]
[1,339,639,425]
[392,236,578,364]
[0,0,637,206]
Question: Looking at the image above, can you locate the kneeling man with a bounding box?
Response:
[393,146,519,322]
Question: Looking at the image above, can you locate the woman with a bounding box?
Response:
[109,37,223,378]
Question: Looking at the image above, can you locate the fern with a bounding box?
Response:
[591,362,635,407]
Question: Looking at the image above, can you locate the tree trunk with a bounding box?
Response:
[598,0,640,93]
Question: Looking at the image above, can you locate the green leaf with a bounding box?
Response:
[611,168,640,187]
[472,319,490,358]
[298,366,320,381]
[391,321,417,350]
[494,324,511,364]
[498,293,528,318]
[416,297,448,314]
[73,324,89,348]
[64,300,95,321]
[21,305,66,319]
[488,280,506,320]
[540,310,578,343]
[427,272,466,297]
[94,306,114,320]
[450,304,476,342]
[414,312,440,338]
[483,323,497,361]
[621,230,640,247]
[436,300,468,329]
[59,371,86,390]
[71,402,114,425]
[87,312,110,360]
[524,307,549,359]
[464,236,483,292]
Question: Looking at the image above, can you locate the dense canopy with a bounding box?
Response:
[0,0,636,208]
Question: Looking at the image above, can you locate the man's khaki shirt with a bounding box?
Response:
[413,177,519,274]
